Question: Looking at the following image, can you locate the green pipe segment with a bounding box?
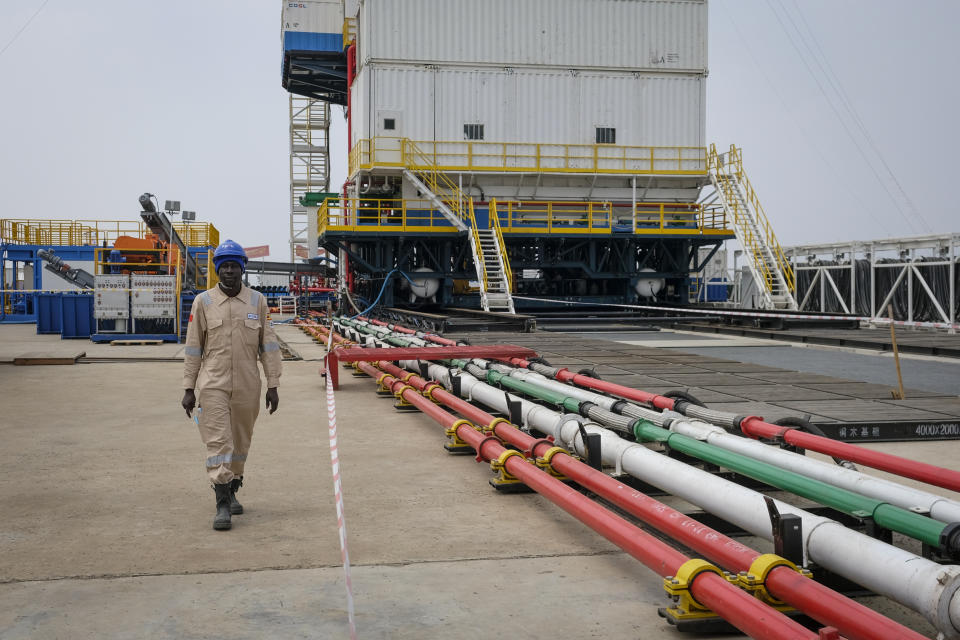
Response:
[629,421,947,548]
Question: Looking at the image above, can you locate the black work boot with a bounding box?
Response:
[229,476,244,515]
[213,484,232,530]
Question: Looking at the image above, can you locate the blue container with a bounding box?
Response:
[36,293,63,334]
[706,278,729,302]
[60,293,94,339]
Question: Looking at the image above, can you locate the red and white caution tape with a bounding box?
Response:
[325,321,357,639]
[510,296,960,331]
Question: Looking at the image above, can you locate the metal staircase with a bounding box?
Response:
[473,200,515,313]
[403,141,515,313]
[707,144,797,310]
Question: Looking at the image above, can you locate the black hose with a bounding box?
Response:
[774,416,856,469]
[664,389,705,407]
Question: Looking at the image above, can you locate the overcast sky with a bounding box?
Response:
[1,1,956,261]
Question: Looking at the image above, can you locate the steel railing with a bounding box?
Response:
[349,137,707,177]
[0,219,219,248]
[488,199,513,292]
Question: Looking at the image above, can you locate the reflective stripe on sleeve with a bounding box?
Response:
[202,292,213,306]
[185,346,203,357]
[261,342,280,353]
[206,453,247,467]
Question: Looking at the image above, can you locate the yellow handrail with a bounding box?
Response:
[467,198,488,290]
[488,199,512,293]
[707,144,794,294]
[0,218,219,248]
[726,145,795,293]
[350,137,707,177]
[403,140,471,223]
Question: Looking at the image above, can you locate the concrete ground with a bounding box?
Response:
[0,323,950,638]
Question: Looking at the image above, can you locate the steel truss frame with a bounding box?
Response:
[289,96,330,262]
[785,233,959,330]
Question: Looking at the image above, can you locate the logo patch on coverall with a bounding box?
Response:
[247,313,259,320]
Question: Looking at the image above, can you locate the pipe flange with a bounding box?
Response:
[941,522,960,554]
[932,565,960,639]
[473,436,501,463]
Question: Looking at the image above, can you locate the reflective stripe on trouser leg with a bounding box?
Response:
[197,389,235,485]
[227,388,260,478]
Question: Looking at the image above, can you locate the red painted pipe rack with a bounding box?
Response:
[325,345,537,389]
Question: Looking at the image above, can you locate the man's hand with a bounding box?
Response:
[266,387,279,414]
[182,389,196,418]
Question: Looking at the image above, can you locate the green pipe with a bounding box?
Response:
[631,422,947,548]
[483,367,575,408]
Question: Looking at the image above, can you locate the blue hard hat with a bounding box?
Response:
[213,239,248,273]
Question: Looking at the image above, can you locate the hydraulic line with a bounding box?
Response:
[488,360,960,528]
[427,364,960,637]
[376,361,927,640]
[474,364,957,553]
[358,361,819,640]
[510,356,960,494]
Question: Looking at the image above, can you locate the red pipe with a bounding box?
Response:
[740,417,960,492]
[509,357,960,493]
[375,361,923,640]
[360,317,458,345]
[359,362,817,640]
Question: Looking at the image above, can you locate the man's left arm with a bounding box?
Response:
[259,295,282,412]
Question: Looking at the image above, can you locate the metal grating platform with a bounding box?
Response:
[457,331,960,443]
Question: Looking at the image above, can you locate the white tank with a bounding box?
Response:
[634,268,664,298]
[408,267,440,300]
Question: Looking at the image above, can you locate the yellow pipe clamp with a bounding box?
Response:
[738,553,812,607]
[663,559,736,619]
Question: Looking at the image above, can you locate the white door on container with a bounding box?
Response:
[376,110,402,164]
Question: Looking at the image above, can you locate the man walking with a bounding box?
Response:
[181,239,282,530]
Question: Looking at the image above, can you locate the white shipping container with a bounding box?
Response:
[358,0,707,73]
[352,64,704,149]
[281,0,342,35]
[282,0,344,56]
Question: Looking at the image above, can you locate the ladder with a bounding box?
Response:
[708,144,797,310]
[403,141,515,313]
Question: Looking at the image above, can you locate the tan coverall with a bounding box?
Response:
[183,285,282,484]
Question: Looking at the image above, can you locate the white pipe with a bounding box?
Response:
[496,362,960,525]
[421,362,960,638]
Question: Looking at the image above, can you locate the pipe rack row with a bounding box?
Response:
[302,313,960,638]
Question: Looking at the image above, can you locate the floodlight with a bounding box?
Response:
[182,211,196,221]
[165,200,181,212]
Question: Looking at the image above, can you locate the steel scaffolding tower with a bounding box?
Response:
[289,95,330,262]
